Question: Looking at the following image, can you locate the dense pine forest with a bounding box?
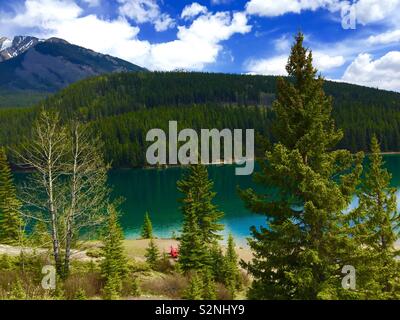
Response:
[0,71,400,168]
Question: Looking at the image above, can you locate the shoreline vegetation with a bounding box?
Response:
[11,152,400,173]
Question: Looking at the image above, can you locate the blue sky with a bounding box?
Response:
[0,0,400,91]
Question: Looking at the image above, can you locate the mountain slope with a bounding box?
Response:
[0,36,146,107]
[1,71,400,168]
[39,71,400,118]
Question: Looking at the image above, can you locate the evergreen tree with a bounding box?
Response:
[128,276,141,297]
[240,33,364,299]
[145,238,160,269]
[209,244,226,283]
[100,205,128,300]
[141,212,153,239]
[103,273,121,300]
[350,136,400,298]
[178,164,223,245]
[0,147,23,245]
[201,269,217,300]
[29,221,52,248]
[177,164,223,273]
[184,273,203,300]
[0,254,13,270]
[177,191,210,273]
[224,234,241,298]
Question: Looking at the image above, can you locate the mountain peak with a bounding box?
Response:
[0,35,41,62]
[0,34,146,99]
[45,37,70,45]
[0,37,12,51]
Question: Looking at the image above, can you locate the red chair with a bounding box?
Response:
[170,246,179,259]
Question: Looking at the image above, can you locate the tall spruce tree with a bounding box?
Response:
[145,238,160,269]
[178,164,223,244]
[224,234,241,298]
[350,136,400,298]
[201,269,217,300]
[178,192,208,273]
[184,273,203,300]
[141,212,153,239]
[177,164,223,273]
[240,33,364,299]
[100,205,129,300]
[0,147,23,245]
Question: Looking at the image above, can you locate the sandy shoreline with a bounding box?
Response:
[0,238,255,263]
[2,238,399,264]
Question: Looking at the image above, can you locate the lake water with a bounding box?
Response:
[110,155,400,246]
[110,164,265,246]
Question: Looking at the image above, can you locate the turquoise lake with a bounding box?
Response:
[109,155,400,245]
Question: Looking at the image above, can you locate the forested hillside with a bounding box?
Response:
[0,71,399,168]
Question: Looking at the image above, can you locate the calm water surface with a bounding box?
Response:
[109,155,400,245]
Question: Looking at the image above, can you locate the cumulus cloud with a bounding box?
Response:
[245,0,400,26]
[246,55,288,76]
[0,0,251,71]
[181,3,208,20]
[367,29,400,45]
[117,0,175,31]
[150,11,252,70]
[313,52,345,70]
[342,52,400,91]
[354,0,400,25]
[246,51,345,76]
[245,0,342,17]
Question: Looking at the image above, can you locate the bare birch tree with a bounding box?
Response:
[17,109,110,277]
[16,109,68,275]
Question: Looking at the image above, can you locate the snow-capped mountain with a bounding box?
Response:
[0,36,42,62]
[0,37,12,51]
[0,35,146,106]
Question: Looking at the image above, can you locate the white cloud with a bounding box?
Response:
[246,51,345,76]
[181,3,208,20]
[274,35,291,52]
[342,52,400,91]
[246,55,288,76]
[82,0,101,7]
[313,52,345,70]
[150,11,252,70]
[245,0,400,26]
[117,0,175,31]
[354,0,400,25]
[367,29,400,45]
[245,0,341,17]
[0,0,251,71]
[153,13,175,32]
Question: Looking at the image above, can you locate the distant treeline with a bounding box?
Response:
[0,71,399,167]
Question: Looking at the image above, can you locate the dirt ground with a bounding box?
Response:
[0,239,254,263]
[121,239,254,263]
